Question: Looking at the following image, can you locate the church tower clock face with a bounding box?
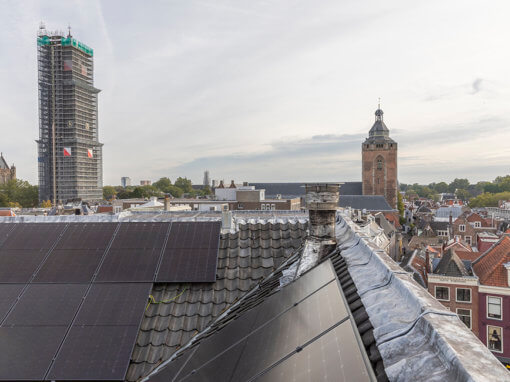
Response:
[361,105,398,209]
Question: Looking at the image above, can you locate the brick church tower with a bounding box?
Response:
[362,106,398,208]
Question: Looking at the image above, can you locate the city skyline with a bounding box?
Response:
[1,1,510,186]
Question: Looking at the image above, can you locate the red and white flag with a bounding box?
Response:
[63,147,72,157]
[87,149,93,158]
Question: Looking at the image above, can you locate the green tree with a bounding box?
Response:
[448,178,470,193]
[153,177,172,192]
[434,182,448,193]
[0,179,38,208]
[200,185,212,196]
[103,186,117,200]
[397,192,404,217]
[455,189,471,201]
[469,191,510,207]
[166,185,183,198]
[174,177,193,194]
[0,192,8,207]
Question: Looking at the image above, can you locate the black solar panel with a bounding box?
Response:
[56,223,117,250]
[3,283,87,327]
[2,223,66,250]
[33,249,105,283]
[95,248,162,282]
[230,281,348,381]
[0,249,48,283]
[156,248,218,282]
[254,320,372,382]
[0,284,24,323]
[149,261,366,382]
[75,283,152,326]
[0,223,15,247]
[47,325,140,381]
[166,222,220,249]
[0,326,67,380]
[110,222,169,249]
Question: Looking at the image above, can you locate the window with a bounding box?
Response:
[377,159,383,170]
[465,236,472,245]
[435,286,449,301]
[456,288,471,303]
[261,204,265,210]
[270,204,275,210]
[474,221,481,228]
[437,230,448,237]
[488,296,502,319]
[459,224,466,232]
[457,308,472,329]
[488,325,503,353]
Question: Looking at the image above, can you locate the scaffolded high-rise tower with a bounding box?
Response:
[37,24,103,204]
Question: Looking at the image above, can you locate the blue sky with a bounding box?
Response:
[1,0,510,186]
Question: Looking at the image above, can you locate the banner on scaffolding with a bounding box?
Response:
[87,149,93,158]
[63,60,72,71]
[63,148,72,157]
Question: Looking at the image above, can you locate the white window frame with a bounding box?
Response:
[457,308,472,329]
[465,235,472,246]
[456,288,472,303]
[487,296,503,320]
[270,204,275,210]
[475,221,481,228]
[487,325,503,353]
[435,286,450,301]
[261,204,266,210]
[459,224,466,232]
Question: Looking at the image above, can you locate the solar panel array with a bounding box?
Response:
[147,260,375,382]
[0,221,221,381]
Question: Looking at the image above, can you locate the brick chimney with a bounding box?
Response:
[218,180,225,189]
[229,180,236,189]
[305,183,340,257]
[164,195,170,211]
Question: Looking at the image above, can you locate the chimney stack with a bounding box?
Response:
[305,183,340,257]
[164,195,170,211]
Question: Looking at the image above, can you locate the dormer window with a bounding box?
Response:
[475,221,481,228]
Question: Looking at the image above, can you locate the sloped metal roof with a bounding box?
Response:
[338,195,393,211]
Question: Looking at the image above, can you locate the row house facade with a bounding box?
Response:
[427,236,510,366]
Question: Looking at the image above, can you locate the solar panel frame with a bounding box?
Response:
[46,325,140,381]
[3,283,88,327]
[166,222,220,249]
[0,326,68,381]
[156,247,218,282]
[74,283,152,326]
[33,248,105,283]
[0,223,16,248]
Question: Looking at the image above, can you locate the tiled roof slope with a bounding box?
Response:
[473,235,510,287]
[337,213,510,381]
[127,221,308,381]
[433,249,471,277]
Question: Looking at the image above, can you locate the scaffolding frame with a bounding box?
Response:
[37,27,103,204]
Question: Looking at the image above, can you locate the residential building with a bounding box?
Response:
[121,177,131,187]
[362,106,398,209]
[428,249,480,335]
[0,153,16,185]
[37,25,103,204]
[140,180,151,186]
[473,236,510,364]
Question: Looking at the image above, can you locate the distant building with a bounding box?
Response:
[140,180,151,186]
[362,106,398,209]
[0,153,16,185]
[121,177,131,188]
[36,25,103,203]
[203,170,210,187]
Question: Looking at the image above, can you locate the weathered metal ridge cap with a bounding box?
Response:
[336,211,510,381]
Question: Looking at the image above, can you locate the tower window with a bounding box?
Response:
[377,159,383,170]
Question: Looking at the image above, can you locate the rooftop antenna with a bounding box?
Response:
[378,97,381,110]
[67,23,72,38]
